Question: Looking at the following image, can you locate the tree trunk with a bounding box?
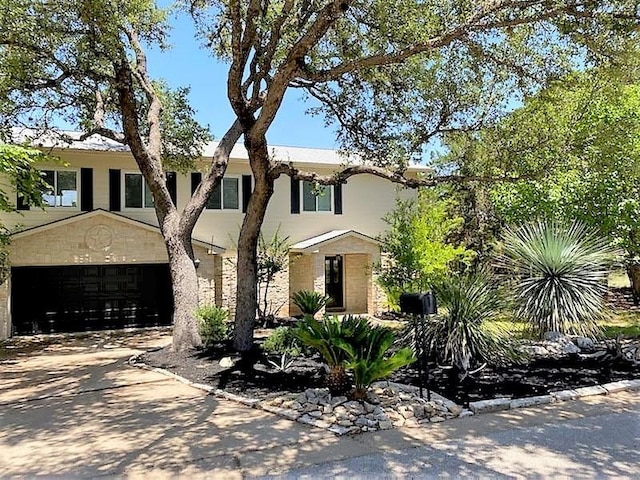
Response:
[627,261,640,305]
[233,143,274,351]
[161,213,202,352]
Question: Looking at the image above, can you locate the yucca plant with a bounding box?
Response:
[294,315,370,394]
[500,221,613,339]
[338,325,415,400]
[427,272,519,376]
[291,290,330,316]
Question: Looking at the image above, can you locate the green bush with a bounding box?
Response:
[196,305,229,347]
[291,290,330,316]
[500,220,613,338]
[340,324,415,400]
[425,272,520,376]
[263,326,302,357]
[295,315,414,398]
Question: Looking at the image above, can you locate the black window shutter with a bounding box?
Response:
[109,169,121,211]
[16,192,30,211]
[242,174,252,213]
[166,171,177,205]
[191,172,202,195]
[290,178,300,214]
[334,183,343,215]
[80,168,93,211]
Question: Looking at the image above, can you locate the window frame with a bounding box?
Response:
[204,175,242,211]
[301,180,333,214]
[122,171,155,210]
[39,168,80,209]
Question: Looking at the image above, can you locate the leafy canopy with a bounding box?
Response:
[0,0,210,171]
[377,188,473,303]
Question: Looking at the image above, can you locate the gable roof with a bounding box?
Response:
[11,209,225,254]
[290,229,381,252]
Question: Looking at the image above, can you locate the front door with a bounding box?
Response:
[325,255,344,311]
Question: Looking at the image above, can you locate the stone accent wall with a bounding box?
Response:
[344,254,370,314]
[9,215,169,266]
[289,253,313,316]
[194,244,217,307]
[220,254,238,317]
[258,261,290,318]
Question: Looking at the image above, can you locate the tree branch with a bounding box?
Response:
[269,161,535,188]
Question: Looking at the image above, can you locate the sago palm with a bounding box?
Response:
[294,315,370,394]
[338,325,415,400]
[500,220,613,338]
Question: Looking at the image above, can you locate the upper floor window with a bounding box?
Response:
[207,177,239,210]
[302,181,332,212]
[41,169,78,207]
[124,172,154,209]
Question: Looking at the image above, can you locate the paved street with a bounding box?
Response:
[1,331,639,478]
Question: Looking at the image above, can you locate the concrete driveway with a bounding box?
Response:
[1,330,639,478]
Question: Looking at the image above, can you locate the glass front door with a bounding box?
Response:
[325,255,344,311]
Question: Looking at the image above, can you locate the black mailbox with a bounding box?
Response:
[399,292,437,315]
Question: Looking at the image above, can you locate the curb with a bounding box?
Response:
[129,353,640,430]
[128,353,261,407]
[469,379,640,415]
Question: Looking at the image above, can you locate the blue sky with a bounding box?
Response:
[147,12,339,149]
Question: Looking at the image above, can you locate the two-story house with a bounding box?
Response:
[0,131,424,338]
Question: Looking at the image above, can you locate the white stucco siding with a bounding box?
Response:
[0,147,420,250]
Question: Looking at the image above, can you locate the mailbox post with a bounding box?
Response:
[399,292,437,400]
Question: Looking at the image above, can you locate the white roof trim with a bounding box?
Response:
[11,209,225,254]
[290,229,381,252]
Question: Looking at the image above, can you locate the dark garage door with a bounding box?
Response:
[11,264,173,335]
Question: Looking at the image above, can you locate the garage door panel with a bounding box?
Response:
[11,264,173,335]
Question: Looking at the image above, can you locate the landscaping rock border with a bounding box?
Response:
[129,353,640,435]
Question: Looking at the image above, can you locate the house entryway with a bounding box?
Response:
[11,264,173,335]
[325,255,344,311]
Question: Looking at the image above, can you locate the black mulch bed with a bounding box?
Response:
[140,341,640,407]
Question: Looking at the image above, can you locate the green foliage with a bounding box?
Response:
[295,315,414,398]
[377,188,473,307]
[500,221,613,339]
[294,315,367,368]
[338,325,415,399]
[262,326,302,357]
[0,1,210,170]
[480,69,640,263]
[0,144,53,211]
[291,290,330,317]
[196,305,229,347]
[425,272,519,375]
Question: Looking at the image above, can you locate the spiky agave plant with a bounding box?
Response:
[500,220,613,338]
[428,272,519,376]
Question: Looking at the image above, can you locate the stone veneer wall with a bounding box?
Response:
[221,252,292,318]
[344,253,370,313]
[288,253,313,316]
[220,255,238,318]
